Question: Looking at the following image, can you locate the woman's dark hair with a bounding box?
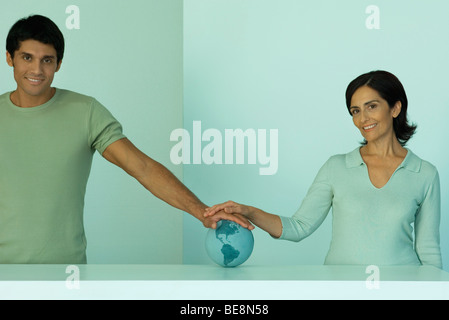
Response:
[345,70,417,146]
[6,15,65,64]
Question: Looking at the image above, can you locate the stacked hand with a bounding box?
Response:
[203,201,255,230]
[205,200,282,238]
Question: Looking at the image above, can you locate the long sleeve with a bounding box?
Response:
[414,169,442,268]
[279,158,333,242]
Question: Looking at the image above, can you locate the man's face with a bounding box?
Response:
[6,39,61,104]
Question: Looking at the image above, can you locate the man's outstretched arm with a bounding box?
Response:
[102,138,253,229]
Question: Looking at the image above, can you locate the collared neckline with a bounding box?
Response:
[345,147,421,172]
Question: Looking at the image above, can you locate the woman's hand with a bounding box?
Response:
[204,200,253,219]
[205,200,282,238]
[203,204,255,230]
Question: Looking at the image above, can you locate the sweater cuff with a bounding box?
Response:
[271,216,300,242]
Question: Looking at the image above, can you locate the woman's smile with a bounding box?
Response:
[363,123,377,131]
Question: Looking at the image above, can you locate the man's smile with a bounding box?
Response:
[25,76,45,85]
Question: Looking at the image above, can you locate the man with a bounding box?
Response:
[0,15,252,264]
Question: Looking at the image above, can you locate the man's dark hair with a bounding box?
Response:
[6,15,65,64]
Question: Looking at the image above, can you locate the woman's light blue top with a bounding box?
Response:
[279,147,442,268]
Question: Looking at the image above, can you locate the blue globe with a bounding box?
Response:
[205,220,254,267]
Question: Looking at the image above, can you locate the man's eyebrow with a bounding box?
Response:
[20,52,56,59]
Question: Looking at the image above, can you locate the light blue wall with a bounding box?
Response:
[182,0,449,271]
[0,0,184,263]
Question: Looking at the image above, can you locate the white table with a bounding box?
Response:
[1,264,448,300]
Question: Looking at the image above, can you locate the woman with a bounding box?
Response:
[205,70,442,268]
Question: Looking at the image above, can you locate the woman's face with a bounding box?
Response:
[349,86,401,144]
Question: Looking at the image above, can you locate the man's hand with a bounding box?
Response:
[205,200,282,238]
[202,209,255,230]
[204,200,252,218]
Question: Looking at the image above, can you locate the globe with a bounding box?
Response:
[205,220,254,267]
